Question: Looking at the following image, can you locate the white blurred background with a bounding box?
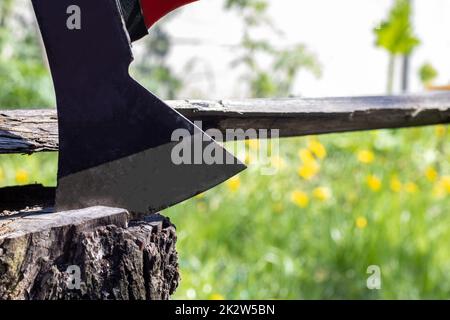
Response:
[136,0,450,99]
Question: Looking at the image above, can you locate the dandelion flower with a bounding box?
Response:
[433,179,448,198]
[245,139,259,151]
[435,125,446,138]
[389,176,402,193]
[0,167,4,182]
[366,175,381,192]
[313,186,331,201]
[210,293,225,300]
[226,176,241,192]
[298,148,315,164]
[308,139,327,159]
[15,169,29,184]
[357,150,375,164]
[405,182,419,194]
[297,162,320,180]
[356,216,368,229]
[439,176,450,193]
[425,166,438,182]
[291,190,309,208]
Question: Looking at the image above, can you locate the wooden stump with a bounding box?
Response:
[0,206,179,300]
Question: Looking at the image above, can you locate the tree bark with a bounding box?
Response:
[401,54,410,93]
[0,206,179,300]
[387,54,396,94]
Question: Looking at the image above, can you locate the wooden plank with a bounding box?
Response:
[1,92,449,154]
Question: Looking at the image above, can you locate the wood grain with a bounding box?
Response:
[1,92,449,154]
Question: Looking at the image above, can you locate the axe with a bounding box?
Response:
[31,0,246,214]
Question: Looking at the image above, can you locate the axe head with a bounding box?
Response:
[32,0,245,214]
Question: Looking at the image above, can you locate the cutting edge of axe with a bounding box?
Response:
[31,0,246,215]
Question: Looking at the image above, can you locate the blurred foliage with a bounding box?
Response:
[131,24,182,99]
[225,0,321,97]
[0,0,54,108]
[170,126,450,299]
[419,62,438,87]
[374,0,420,94]
[374,0,419,55]
[0,0,449,300]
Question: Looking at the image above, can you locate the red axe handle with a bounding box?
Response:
[140,0,199,28]
[119,0,199,41]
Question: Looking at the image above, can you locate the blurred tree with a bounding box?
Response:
[0,0,14,28]
[418,62,438,87]
[374,0,420,94]
[131,24,182,99]
[0,1,181,107]
[225,0,321,98]
[0,1,53,109]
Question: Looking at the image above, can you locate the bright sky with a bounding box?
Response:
[148,0,450,99]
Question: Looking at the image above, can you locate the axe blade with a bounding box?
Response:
[32,0,246,214]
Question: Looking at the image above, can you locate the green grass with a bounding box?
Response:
[0,153,57,186]
[1,125,449,299]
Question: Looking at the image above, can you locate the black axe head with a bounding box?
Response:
[32,0,246,214]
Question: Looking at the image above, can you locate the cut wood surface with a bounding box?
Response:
[1,92,449,154]
[0,206,179,300]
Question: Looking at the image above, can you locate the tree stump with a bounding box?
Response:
[0,205,179,300]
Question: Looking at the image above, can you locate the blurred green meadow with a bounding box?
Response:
[1,125,449,299]
[170,125,450,299]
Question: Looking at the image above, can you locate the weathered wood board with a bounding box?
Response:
[1,93,449,154]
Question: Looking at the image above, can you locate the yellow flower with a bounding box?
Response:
[0,167,4,182]
[313,187,331,202]
[297,148,320,180]
[439,176,450,193]
[356,216,368,229]
[297,161,320,180]
[389,176,402,193]
[15,169,29,184]
[291,190,309,208]
[366,175,381,192]
[405,182,419,194]
[433,184,446,198]
[308,139,327,159]
[298,148,315,164]
[435,125,447,138]
[226,176,241,192]
[245,139,259,151]
[357,150,375,164]
[425,166,438,182]
[433,176,450,198]
[209,293,225,300]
